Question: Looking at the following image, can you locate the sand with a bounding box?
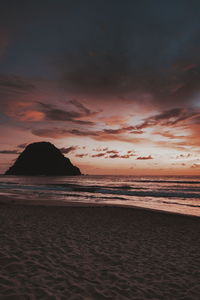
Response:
[0,204,200,300]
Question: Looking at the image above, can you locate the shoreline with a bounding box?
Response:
[0,194,199,219]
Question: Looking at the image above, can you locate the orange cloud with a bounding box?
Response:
[18,111,44,121]
[99,115,129,126]
[5,100,44,122]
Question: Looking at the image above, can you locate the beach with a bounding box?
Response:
[0,203,200,300]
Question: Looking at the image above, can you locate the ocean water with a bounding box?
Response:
[0,175,200,216]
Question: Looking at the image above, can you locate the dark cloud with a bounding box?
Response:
[0,149,19,154]
[69,99,92,115]
[1,1,200,108]
[127,150,136,154]
[101,126,144,136]
[31,128,69,139]
[59,146,78,154]
[91,148,137,159]
[17,143,28,149]
[52,1,200,107]
[71,119,94,125]
[108,153,134,159]
[39,103,79,121]
[109,154,120,159]
[31,125,146,144]
[59,51,132,96]
[136,107,200,129]
[91,153,106,158]
[38,101,96,125]
[103,128,123,134]
[176,154,191,159]
[106,150,136,159]
[106,150,118,154]
[75,153,88,158]
[137,155,153,160]
[90,148,136,159]
[0,75,35,92]
[69,129,98,136]
[32,128,98,139]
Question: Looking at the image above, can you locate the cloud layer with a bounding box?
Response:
[1,1,200,174]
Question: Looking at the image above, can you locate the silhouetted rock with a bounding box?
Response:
[5,142,81,176]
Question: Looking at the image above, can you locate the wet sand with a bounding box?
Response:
[0,203,200,299]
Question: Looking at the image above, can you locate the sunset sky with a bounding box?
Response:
[1,0,200,175]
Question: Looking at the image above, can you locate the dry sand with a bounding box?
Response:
[0,204,200,300]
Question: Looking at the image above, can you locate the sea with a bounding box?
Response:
[0,175,200,217]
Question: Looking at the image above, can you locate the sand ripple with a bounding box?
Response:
[0,205,200,299]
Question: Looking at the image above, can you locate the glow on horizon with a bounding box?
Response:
[0,88,200,175]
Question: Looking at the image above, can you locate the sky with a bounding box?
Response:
[1,0,200,175]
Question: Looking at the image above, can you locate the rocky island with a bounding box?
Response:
[5,142,81,176]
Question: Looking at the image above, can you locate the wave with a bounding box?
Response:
[130,180,200,184]
[44,183,200,198]
[162,201,200,208]
[1,182,200,199]
[95,188,200,199]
